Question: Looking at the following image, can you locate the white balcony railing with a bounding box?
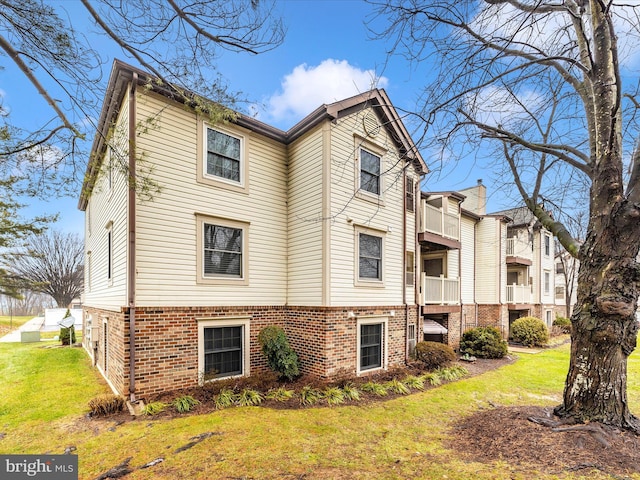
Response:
[506,237,532,259]
[423,274,460,305]
[423,203,460,240]
[506,284,532,304]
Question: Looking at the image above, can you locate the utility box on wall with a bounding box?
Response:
[90,325,100,348]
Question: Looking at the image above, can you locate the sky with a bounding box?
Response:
[1,0,599,237]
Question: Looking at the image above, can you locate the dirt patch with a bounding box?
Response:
[448,405,640,478]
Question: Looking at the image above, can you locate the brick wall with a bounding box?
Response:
[83,304,419,398]
[476,304,509,337]
[444,311,462,349]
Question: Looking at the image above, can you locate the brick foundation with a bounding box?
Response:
[83,304,419,398]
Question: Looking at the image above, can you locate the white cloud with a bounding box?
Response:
[261,59,388,127]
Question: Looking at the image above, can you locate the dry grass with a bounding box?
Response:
[1,341,639,479]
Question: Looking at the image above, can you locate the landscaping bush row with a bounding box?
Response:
[88,366,469,417]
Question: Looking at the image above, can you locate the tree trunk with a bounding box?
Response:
[556,204,640,430]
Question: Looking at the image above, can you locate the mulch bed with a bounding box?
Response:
[447,405,640,478]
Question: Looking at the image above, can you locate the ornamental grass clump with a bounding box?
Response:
[341,383,361,401]
[237,389,263,407]
[173,395,200,413]
[265,387,295,402]
[323,386,345,406]
[215,388,237,409]
[386,378,411,395]
[88,394,125,416]
[142,401,167,416]
[299,386,322,406]
[402,375,425,390]
[361,381,388,396]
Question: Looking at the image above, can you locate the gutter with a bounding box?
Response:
[128,73,137,403]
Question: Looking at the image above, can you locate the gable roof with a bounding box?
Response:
[79,59,427,210]
[491,206,539,228]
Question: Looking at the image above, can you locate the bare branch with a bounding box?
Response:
[0,34,80,137]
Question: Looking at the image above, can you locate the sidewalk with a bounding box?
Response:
[0,316,45,343]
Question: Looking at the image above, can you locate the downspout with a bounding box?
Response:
[128,73,138,403]
[416,174,425,340]
[537,229,542,317]
[474,219,479,328]
[498,221,503,336]
[458,217,463,345]
[402,167,408,360]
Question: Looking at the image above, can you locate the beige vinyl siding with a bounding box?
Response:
[83,94,130,310]
[447,249,459,279]
[329,109,407,306]
[287,125,325,305]
[475,217,503,304]
[532,230,555,305]
[133,93,288,307]
[460,215,476,304]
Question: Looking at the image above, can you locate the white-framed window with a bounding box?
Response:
[360,147,381,195]
[555,285,565,299]
[545,310,552,327]
[407,323,417,356]
[87,252,92,292]
[405,176,415,212]
[107,146,113,193]
[106,222,113,283]
[544,270,551,295]
[198,317,250,382]
[197,122,249,193]
[355,226,385,286]
[207,128,241,182]
[357,316,388,374]
[87,203,92,236]
[544,234,551,257]
[405,251,415,285]
[196,214,249,285]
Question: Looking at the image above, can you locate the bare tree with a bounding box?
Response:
[5,231,84,307]
[0,0,284,232]
[374,1,640,430]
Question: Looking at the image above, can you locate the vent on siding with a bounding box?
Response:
[363,112,381,137]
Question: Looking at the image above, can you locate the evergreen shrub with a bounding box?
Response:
[460,326,508,359]
[257,326,300,381]
[511,316,549,347]
[414,341,456,370]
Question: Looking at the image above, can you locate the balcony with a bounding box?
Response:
[423,203,460,240]
[419,203,461,250]
[423,273,460,305]
[506,284,532,304]
[506,237,533,265]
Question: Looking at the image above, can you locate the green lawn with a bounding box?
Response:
[0,315,33,332]
[1,341,639,479]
